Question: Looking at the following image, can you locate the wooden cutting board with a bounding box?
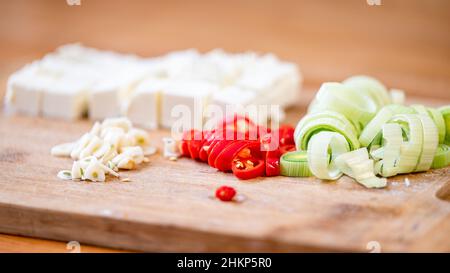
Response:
[0,109,449,252]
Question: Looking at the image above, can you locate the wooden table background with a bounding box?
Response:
[0,0,449,252]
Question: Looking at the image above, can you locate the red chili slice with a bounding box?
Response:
[214,141,253,172]
[186,130,204,160]
[208,140,235,168]
[179,140,190,157]
[265,157,280,177]
[279,144,296,155]
[278,125,295,146]
[232,157,265,180]
[218,114,262,140]
[265,147,281,177]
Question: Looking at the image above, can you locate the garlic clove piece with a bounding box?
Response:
[79,135,103,159]
[84,158,106,182]
[101,117,132,133]
[51,142,76,157]
[71,133,93,160]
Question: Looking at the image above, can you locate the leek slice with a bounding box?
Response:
[388,114,423,174]
[342,75,391,109]
[280,151,312,177]
[376,123,403,177]
[311,82,378,129]
[439,106,450,145]
[411,104,446,144]
[414,114,438,172]
[307,131,350,180]
[427,107,446,144]
[294,113,359,151]
[359,105,415,147]
[294,110,359,140]
[390,89,405,105]
[431,144,450,169]
[335,148,387,188]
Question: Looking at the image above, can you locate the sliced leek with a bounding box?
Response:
[390,89,405,105]
[375,123,403,177]
[439,106,450,145]
[431,144,450,169]
[280,151,312,177]
[335,148,387,188]
[294,112,359,151]
[411,104,445,144]
[359,104,414,147]
[306,131,350,180]
[343,75,391,109]
[292,76,448,189]
[310,82,378,129]
[388,114,423,174]
[414,114,438,172]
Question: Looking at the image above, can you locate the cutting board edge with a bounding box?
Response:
[0,202,352,253]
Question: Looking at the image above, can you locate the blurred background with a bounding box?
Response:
[0,0,449,104]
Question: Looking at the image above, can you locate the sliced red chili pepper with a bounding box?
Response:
[179,140,190,157]
[232,157,265,180]
[265,147,281,177]
[265,157,280,177]
[260,132,280,152]
[215,141,253,172]
[279,144,296,155]
[218,114,262,140]
[187,130,204,160]
[208,140,235,168]
[278,125,295,146]
[198,130,215,162]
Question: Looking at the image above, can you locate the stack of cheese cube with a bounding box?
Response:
[5,44,302,128]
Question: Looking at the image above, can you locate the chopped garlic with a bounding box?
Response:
[120,146,144,164]
[70,133,93,159]
[127,128,151,147]
[79,135,103,159]
[53,117,156,182]
[112,154,136,170]
[90,121,101,136]
[100,145,117,164]
[51,142,76,157]
[102,127,125,149]
[57,170,72,180]
[162,137,180,159]
[101,117,132,133]
[84,158,106,182]
[71,160,84,180]
[143,146,157,156]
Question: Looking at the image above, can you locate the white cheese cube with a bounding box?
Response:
[6,63,50,116]
[41,79,89,120]
[237,58,301,108]
[160,81,216,129]
[162,49,200,78]
[123,78,167,129]
[88,80,122,120]
[212,86,256,109]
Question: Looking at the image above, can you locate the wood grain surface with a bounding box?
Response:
[0,0,449,252]
[0,108,449,252]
